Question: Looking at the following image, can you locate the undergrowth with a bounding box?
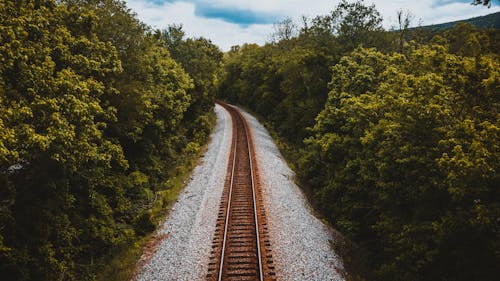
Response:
[95,111,216,281]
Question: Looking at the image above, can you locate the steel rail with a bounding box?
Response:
[217,112,238,281]
[217,104,264,281]
[242,109,264,281]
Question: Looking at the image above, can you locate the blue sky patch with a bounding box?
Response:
[195,5,278,25]
[144,0,279,25]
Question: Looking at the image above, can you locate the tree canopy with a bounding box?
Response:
[0,0,221,280]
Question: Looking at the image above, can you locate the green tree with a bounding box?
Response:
[158,25,223,145]
[0,1,127,279]
[0,0,204,280]
[301,45,499,281]
[331,0,386,50]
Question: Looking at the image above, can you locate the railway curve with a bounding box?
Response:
[206,102,276,281]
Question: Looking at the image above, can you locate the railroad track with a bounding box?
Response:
[207,103,276,281]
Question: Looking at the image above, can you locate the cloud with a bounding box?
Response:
[126,1,273,51]
[126,0,500,51]
[142,0,281,25]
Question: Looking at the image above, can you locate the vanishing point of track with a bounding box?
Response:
[207,102,276,281]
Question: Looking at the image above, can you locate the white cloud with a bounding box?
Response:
[126,0,273,50]
[125,0,500,51]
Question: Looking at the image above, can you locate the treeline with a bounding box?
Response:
[219,1,499,280]
[0,0,222,280]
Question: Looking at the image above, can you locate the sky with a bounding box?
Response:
[125,0,500,51]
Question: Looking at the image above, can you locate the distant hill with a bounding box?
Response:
[418,11,500,30]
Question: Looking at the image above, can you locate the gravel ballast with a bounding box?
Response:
[134,104,232,280]
[240,108,345,281]
[134,104,345,281]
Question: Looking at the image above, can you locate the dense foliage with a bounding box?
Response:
[157,24,223,147]
[302,46,499,281]
[0,0,221,280]
[219,1,499,280]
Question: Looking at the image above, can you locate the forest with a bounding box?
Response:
[0,0,498,280]
[0,0,222,280]
[219,1,499,281]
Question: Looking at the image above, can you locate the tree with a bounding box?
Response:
[270,17,298,42]
[158,25,223,145]
[331,0,384,49]
[0,1,210,280]
[396,9,413,52]
[300,44,499,281]
[0,1,127,279]
[440,23,490,57]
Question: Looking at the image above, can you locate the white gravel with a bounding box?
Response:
[240,108,345,281]
[134,104,232,281]
[134,104,345,281]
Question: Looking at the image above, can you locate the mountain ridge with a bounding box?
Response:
[415,11,500,30]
